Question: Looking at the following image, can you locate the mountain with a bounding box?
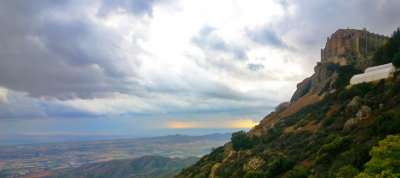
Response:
[52,155,199,178]
[176,28,400,178]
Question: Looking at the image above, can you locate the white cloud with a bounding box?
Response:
[0,0,399,137]
[0,87,8,103]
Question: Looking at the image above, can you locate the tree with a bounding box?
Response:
[244,171,266,178]
[275,101,291,114]
[355,135,400,177]
[231,130,252,151]
[336,165,359,178]
[392,52,400,68]
[283,166,310,178]
[266,153,294,177]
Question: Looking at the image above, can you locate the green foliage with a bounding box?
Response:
[392,52,400,68]
[336,165,359,178]
[325,61,340,72]
[266,153,294,177]
[373,27,400,65]
[356,135,400,177]
[338,82,373,101]
[314,135,353,167]
[333,65,363,89]
[283,166,310,178]
[244,171,266,178]
[275,101,291,114]
[231,130,253,151]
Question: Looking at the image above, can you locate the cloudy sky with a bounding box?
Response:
[0,0,399,143]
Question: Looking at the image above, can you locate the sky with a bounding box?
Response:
[0,0,399,143]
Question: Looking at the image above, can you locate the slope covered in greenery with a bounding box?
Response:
[53,155,199,178]
[176,28,400,178]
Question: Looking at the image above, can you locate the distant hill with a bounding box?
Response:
[53,155,199,178]
[176,28,400,177]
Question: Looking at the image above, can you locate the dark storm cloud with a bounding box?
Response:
[0,0,145,100]
[275,0,400,47]
[98,0,157,17]
[190,25,248,60]
[0,91,97,119]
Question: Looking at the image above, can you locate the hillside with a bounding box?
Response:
[176,28,400,178]
[52,155,199,178]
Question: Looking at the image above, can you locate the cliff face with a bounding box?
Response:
[291,64,336,102]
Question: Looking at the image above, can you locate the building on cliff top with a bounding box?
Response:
[350,63,395,85]
[321,28,389,65]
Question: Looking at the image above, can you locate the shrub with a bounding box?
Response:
[356,135,400,177]
[336,165,359,178]
[392,52,400,68]
[325,62,340,72]
[266,153,294,176]
[283,166,310,178]
[275,101,291,114]
[231,130,252,151]
[333,65,363,89]
[244,171,266,178]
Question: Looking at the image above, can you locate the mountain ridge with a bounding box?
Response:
[176,27,400,178]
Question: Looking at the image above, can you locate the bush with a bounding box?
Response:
[333,65,363,89]
[283,166,310,178]
[392,52,400,68]
[266,153,294,176]
[336,165,359,178]
[231,130,252,151]
[244,171,266,178]
[325,61,340,72]
[356,135,400,177]
[275,101,291,114]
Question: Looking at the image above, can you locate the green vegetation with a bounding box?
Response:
[275,101,292,114]
[283,166,310,178]
[355,135,400,177]
[245,171,266,178]
[373,27,400,65]
[231,130,253,151]
[336,165,359,178]
[176,27,400,178]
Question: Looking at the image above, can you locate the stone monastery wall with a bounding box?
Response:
[321,28,388,65]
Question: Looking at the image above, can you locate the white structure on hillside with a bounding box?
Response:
[350,63,396,85]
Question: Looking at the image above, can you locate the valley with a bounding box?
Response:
[0,133,231,177]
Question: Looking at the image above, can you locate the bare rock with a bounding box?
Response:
[344,118,358,129]
[356,105,372,120]
[346,96,362,114]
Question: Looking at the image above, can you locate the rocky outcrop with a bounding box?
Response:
[291,77,312,102]
[291,64,335,102]
[356,105,372,120]
[346,96,362,114]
